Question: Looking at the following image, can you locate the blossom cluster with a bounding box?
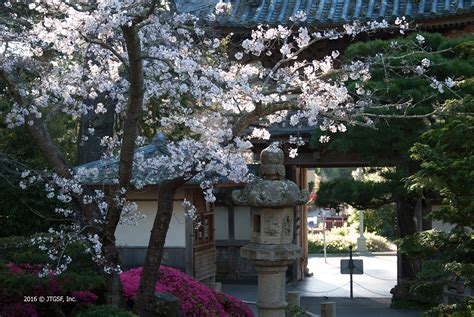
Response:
[0,0,455,279]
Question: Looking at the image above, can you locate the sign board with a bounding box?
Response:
[340,259,363,274]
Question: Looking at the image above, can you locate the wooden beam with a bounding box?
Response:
[284,151,369,167]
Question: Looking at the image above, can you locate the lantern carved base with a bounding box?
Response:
[241,243,300,317]
[233,144,308,317]
[240,243,300,263]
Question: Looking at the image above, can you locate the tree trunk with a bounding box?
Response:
[102,236,125,306]
[98,24,145,306]
[391,197,421,301]
[134,178,185,317]
[396,198,420,281]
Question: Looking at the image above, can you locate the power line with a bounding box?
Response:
[362,271,397,282]
[292,282,350,294]
[352,282,391,297]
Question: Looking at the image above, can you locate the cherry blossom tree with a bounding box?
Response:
[0,0,454,315]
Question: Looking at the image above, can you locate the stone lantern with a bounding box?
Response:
[232,143,308,317]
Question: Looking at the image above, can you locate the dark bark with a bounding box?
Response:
[134,178,185,317]
[102,24,144,253]
[395,198,421,281]
[391,197,422,302]
[102,236,125,306]
[96,24,145,306]
[26,122,72,178]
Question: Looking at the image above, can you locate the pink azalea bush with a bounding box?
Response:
[0,303,39,317]
[71,290,98,304]
[0,262,99,317]
[121,266,254,317]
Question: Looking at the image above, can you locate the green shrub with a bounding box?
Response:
[365,233,395,252]
[0,236,106,317]
[423,298,474,317]
[307,230,395,254]
[0,236,47,264]
[331,227,349,236]
[285,304,309,317]
[76,305,138,317]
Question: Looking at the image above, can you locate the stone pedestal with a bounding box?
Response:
[357,210,368,252]
[233,144,308,317]
[240,245,299,316]
[357,236,368,252]
[255,264,288,317]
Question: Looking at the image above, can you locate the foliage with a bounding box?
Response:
[364,206,397,240]
[120,266,254,317]
[0,153,63,237]
[0,94,75,237]
[316,176,394,210]
[423,298,474,317]
[396,113,474,308]
[409,113,474,226]
[0,0,455,309]
[285,304,309,316]
[347,205,397,240]
[307,229,395,254]
[0,236,105,317]
[396,40,474,312]
[76,305,137,317]
[312,32,474,211]
[308,181,315,192]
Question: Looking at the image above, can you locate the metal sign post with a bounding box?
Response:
[349,246,353,298]
[340,245,364,299]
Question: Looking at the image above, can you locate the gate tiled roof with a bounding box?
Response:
[175,0,474,27]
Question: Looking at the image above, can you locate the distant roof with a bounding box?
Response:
[74,120,313,185]
[176,0,474,28]
[74,134,260,186]
[74,139,171,186]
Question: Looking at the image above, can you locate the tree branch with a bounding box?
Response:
[80,34,129,69]
[103,24,145,238]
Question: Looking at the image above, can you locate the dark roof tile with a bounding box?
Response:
[175,0,474,27]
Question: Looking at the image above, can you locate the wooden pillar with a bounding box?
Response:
[321,302,336,317]
[227,199,237,278]
[300,168,309,277]
[184,188,194,277]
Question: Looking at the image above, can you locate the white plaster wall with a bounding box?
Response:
[234,206,251,240]
[214,206,228,240]
[115,201,185,248]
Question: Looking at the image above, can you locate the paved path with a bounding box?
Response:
[222,253,423,316]
[293,253,398,297]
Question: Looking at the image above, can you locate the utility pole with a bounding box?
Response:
[349,245,354,299]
